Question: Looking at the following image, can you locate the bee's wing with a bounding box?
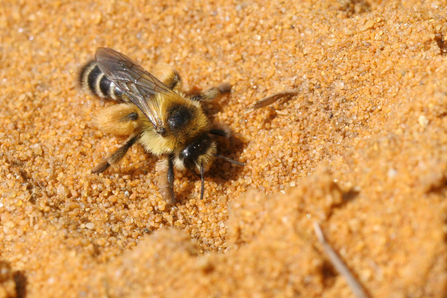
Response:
[95,47,176,131]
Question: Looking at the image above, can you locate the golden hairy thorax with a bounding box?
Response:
[139,93,211,156]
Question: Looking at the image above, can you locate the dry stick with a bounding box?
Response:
[313,222,371,298]
[245,89,300,112]
[103,277,110,298]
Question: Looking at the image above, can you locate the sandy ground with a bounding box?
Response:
[1,0,447,297]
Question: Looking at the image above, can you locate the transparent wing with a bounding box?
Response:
[95,47,177,131]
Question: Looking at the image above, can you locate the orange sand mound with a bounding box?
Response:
[1,0,447,297]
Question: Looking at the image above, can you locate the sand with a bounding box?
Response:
[1,0,447,297]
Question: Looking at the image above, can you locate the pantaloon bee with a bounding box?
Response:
[79,47,244,202]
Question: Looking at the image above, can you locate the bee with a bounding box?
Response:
[79,47,244,202]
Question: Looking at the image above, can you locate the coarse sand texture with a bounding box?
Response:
[1,0,447,297]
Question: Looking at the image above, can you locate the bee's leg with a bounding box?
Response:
[120,112,138,121]
[152,64,182,91]
[210,127,233,149]
[155,154,176,203]
[210,127,244,167]
[92,135,139,173]
[95,104,140,136]
[210,128,230,138]
[191,82,232,102]
[167,153,176,202]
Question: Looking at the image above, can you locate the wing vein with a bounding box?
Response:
[95,47,179,132]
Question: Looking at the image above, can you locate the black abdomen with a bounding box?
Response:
[79,61,124,101]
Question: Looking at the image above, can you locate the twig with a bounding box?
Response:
[245,89,300,113]
[313,222,370,298]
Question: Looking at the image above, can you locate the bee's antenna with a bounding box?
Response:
[200,162,205,200]
[216,154,245,166]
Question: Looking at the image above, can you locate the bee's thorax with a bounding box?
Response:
[167,104,193,133]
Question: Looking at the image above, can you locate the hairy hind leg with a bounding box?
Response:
[92,134,140,173]
[95,103,140,136]
[156,154,176,203]
[152,63,182,91]
[190,82,232,102]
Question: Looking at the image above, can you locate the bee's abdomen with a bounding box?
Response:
[79,61,124,102]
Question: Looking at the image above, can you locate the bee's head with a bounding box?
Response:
[179,134,216,176]
[179,134,216,200]
[179,133,245,200]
